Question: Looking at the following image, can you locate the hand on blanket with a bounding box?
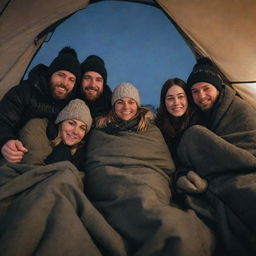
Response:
[176,171,208,194]
[1,139,28,163]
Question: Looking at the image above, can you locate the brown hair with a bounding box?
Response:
[156,78,193,139]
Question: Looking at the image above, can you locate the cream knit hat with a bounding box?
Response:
[55,99,92,131]
[111,82,141,106]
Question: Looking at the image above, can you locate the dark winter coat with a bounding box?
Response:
[0,64,76,148]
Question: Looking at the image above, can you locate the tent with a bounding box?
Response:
[1,0,256,108]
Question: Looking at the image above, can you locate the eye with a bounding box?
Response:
[115,100,123,105]
[68,120,75,126]
[128,100,136,104]
[83,75,91,81]
[80,126,87,132]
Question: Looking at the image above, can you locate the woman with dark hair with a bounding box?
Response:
[156,78,207,194]
[156,78,195,164]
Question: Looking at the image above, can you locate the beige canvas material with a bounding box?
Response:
[0,0,88,99]
[1,0,256,108]
[158,0,256,108]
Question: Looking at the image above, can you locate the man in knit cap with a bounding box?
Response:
[79,55,112,118]
[0,46,81,163]
[176,57,256,255]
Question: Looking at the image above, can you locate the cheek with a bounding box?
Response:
[165,100,172,110]
[182,99,188,109]
[132,105,138,112]
[114,104,121,113]
[82,80,89,88]
[79,130,86,139]
[97,83,104,92]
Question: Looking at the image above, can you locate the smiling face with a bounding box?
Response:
[191,82,219,111]
[60,119,87,146]
[165,85,188,117]
[81,71,104,101]
[114,97,138,121]
[50,70,76,100]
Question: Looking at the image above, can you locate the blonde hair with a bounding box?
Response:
[51,122,86,155]
[96,106,153,132]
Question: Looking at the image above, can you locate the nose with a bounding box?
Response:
[71,125,79,135]
[89,78,96,87]
[198,90,206,99]
[173,97,179,105]
[62,77,69,86]
[123,102,129,109]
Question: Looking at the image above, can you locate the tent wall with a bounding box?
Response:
[1,0,256,108]
[157,0,256,108]
[0,0,89,98]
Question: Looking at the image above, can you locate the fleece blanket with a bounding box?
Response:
[84,124,215,256]
[0,161,127,256]
[178,86,256,256]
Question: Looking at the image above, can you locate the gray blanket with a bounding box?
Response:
[0,161,127,256]
[178,86,256,255]
[84,124,215,256]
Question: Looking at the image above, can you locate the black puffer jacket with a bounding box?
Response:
[0,64,76,148]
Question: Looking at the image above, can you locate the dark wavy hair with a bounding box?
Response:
[156,78,194,140]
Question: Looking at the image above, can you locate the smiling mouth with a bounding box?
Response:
[56,85,67,92]
[86,88,98,92]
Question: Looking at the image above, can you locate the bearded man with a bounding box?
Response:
[79,55,112,118]
[0,47,81,163]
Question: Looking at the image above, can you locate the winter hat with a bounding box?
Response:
[55,99,92,131]
[187,57,223,91]
[48,47,81,81]
[111,82,141,106]
[81,55,107,85]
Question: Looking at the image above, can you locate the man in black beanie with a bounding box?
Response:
[0,46,81,163]
[175,57,256,255]
[187,57,224,113]
[79,55,112,118]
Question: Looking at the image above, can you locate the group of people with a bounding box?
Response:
[0,47,256,256]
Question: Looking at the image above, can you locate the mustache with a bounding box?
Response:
[85,87,98,91]
[55,84,68,91]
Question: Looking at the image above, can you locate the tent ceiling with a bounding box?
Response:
[158,0,256,82]
[0,0,89,97]
[1,0,256,108]
[157,0,256,108]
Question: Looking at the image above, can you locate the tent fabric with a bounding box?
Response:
[0,0,89,98]
[1,0,256,107]
[157,0,256,108]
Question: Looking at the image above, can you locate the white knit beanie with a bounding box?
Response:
[55,99,92,131]
[111,82,141,106]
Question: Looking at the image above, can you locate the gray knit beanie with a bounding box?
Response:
[111,82,141,106]
[55,99,92,131]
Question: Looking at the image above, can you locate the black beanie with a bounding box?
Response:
[48,47,81,81]
[187,57,223,91]
[81,55,107,85]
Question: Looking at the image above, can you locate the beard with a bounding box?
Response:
[51,83,71,100]
[82,87,103,102]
